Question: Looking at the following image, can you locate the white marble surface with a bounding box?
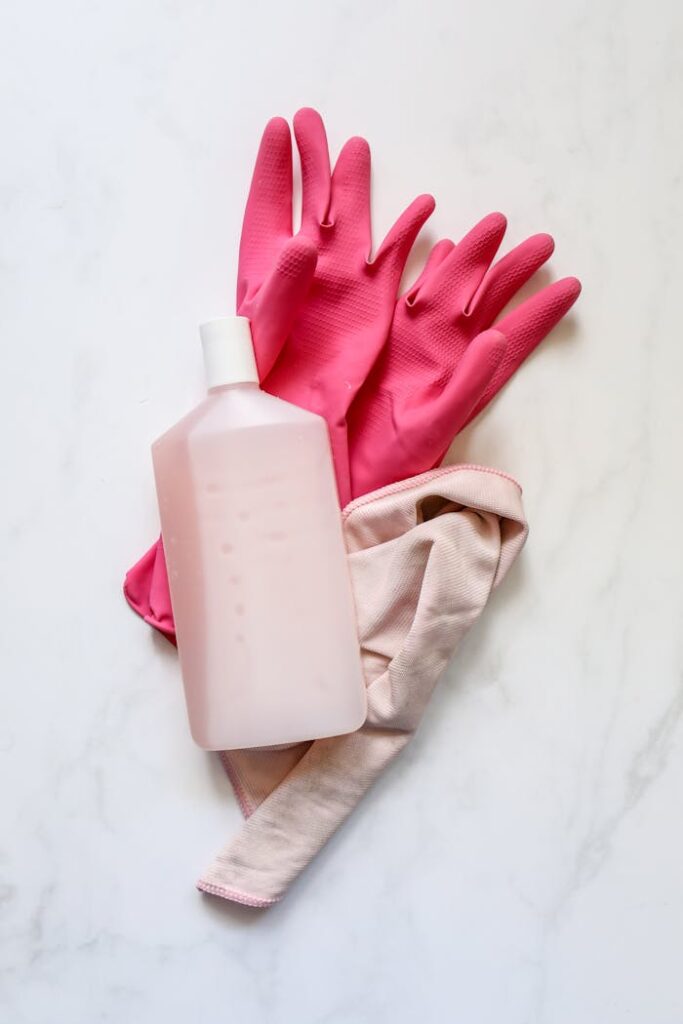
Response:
[2,1,682,1021]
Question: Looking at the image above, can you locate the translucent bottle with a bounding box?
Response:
[152,317,366,750]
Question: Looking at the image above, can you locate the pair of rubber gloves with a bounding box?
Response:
[124,108,580,905]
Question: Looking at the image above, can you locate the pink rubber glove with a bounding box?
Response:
[257,108,435,504]
[126,109,433,623]
[347,213,582,496]
[124,112,581,642]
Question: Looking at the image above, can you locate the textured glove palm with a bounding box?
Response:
[348,214,580,495]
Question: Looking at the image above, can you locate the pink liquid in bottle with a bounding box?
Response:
[152,317,366,749]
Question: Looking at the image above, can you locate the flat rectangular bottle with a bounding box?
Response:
[152,317,366,750]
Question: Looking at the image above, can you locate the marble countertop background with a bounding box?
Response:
[2,1,682,1021]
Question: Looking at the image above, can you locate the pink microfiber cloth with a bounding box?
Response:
[196,464,527,906]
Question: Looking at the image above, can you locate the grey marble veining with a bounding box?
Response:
[1,1,682,1021]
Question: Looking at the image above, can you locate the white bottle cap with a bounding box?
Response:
[199,316,259,389]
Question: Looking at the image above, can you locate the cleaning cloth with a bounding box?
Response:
[197,463,527,906]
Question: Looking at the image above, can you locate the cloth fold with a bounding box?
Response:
[198,464,527,906]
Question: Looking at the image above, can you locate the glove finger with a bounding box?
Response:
[238,117,293,303]
[293,107,332,231]
[403,238,455,302]
[251,236,318,379]
[124,542,159,621]
[372,193,436,284]
[417,212,507,311]
[431,329,506,448]
[470,233,555,325]
[467,276,582,425]
[329,135,372,254]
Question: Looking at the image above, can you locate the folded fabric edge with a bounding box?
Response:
[196,878,279,908]
[342,462,523,521]
[218,751,258,818]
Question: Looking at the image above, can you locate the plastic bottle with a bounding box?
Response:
[152,317,366,749]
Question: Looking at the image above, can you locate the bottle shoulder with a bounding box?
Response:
[236,387,323,425]
[153,386,325,448]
